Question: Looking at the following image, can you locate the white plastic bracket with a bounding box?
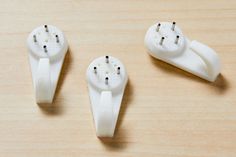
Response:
[145,22,221,82]
[27,25,68,103]
[86,56,128,137]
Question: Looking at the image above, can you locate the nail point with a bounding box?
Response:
[105,56,109,63]
[105,77,109,84]
[171,22,176,31]
[156,23,161,32]
[175,35,180,44]
[55,34,59,43]
[33,35,37,42]
[117,67,121,74]
[43,45,47,52]
[94,66,97,73]
[44,25,49,32]
[159,37,165,45]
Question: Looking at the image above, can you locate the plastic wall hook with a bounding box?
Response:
[86,56,128,137]
[145,22,221,82]
[27,25,68,103]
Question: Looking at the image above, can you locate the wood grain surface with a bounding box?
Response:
[0,0,236,156]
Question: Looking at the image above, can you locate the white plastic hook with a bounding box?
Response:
[86,56,128,137]
[145,22,221,82]
[27,25,68,103]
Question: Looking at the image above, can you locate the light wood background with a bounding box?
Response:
[0,0,236,156]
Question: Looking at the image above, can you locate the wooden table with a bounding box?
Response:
[0,0,236,156]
